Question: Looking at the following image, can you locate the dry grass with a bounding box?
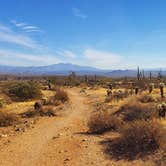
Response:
[113,98,157,121]
[88,111,124,134]
[54,89,69,103]
[0,111,20,127]
[138,94,156,103]
[21,105,56,118]
[103,120,166,160]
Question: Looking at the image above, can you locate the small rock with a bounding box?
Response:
[58,133,63,136]
[52,136,59,139]
[64,158,70,162]
[0,134,8,138]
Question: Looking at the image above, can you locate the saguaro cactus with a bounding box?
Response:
[149,83,154,94]
[137,66,140,80]
[159,82,165,98]
[149,72,152,80]
[84,75,88,83]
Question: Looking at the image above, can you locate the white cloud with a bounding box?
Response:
[0,23,41,49]
[11,20,26,27]
[0,49,60,65]
[56,49,76,58]
[11,20,41,32]
[72,8,87,19]
[0,24,12,32]
[84,49,121,69]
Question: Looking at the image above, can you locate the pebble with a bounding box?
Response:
[0,134,8,138]
[64,158,70,162]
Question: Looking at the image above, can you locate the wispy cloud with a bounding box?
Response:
[11,20,26,27]
[11,20,41,32]
[56,49,76,58]
[72,8,87,19]
[0,23,41,49]
[0,24,12,32]
[0,49,60,65]
[84,49,121,69]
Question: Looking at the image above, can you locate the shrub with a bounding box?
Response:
[0,98,4,108]
[138,94,156,103]
[88,112,124,134]
[105,90,130,103]
[21,106,56,118]
[0,111,20,127]
[114,100,156,121]
[105,120,166,160]
[7,81,42,101]
[54,89,69,103]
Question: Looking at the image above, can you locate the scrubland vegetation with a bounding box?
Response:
[0,73,166,165]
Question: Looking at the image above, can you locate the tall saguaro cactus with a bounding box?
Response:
[149,83,154,94]
[159,82,165,98]
[137,66,140,81]
[149,72,152,80]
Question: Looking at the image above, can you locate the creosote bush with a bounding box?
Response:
[88,111,124,134]
[106,120,166,160]
[7,81,42,101]
[0,111,20,127]
[114,99,157,121]
[138,94,156,103]
[54,88,69,103]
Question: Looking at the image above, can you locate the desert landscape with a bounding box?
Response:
[0,1,166,165]
[0,74,165,166]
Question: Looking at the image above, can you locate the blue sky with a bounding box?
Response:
[0,0,166,69]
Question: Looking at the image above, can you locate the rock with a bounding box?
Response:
[82,139,88,142]
[58,133,63,136]
[0,134,8,138]
[15,127,25,132]
[64,158,70,162]
[52,136,59,139]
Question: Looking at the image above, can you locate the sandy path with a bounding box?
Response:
[0,89,109,166]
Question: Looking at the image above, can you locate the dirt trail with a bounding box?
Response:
[0,89,110,166]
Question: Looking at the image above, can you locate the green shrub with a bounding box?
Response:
[7,81,42,101]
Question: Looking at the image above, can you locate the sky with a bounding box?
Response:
[0,0,166,69]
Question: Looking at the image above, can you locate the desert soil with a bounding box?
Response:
[0,89,155,166]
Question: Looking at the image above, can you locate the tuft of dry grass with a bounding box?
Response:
[103,120,166,160]
[0,111,20,127]
[88,111,124,134]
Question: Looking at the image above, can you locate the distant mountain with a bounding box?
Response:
[0,63,101,75]
[0,63,165,77]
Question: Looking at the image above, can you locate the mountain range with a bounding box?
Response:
[0,63,165,77]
